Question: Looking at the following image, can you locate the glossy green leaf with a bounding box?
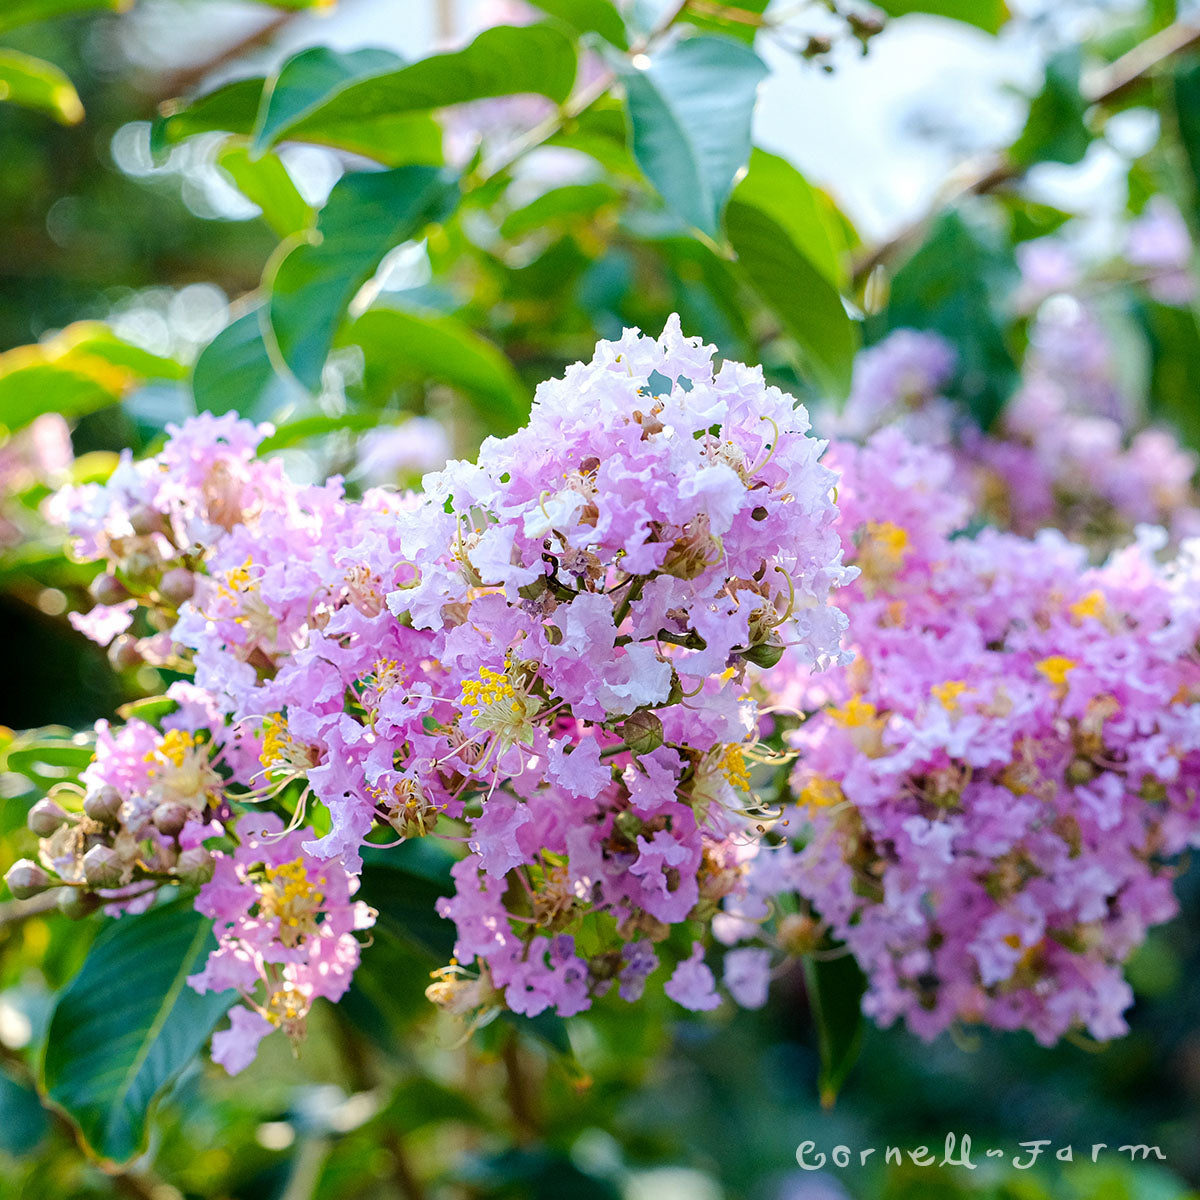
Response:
[192,307,279,417]
[256,411,392,452]
[42,901,235,1164]
[346,307,529,433]
[1010,48,1090,167]
[726,195,858,397]
[252,45,401,152]
[803,952,867,1108]
[883,209,1019,428]
[0,0,127,35]
[358,840,457,963]
[266,166,458,390]
[286,23,577,155]
[618,35,766,237]
[0,1069,49,1156]
[872,0,1008,33]
[151,77,265,157]
[0,50,83,125]
[216,142,313,237]
[528,0,628,48]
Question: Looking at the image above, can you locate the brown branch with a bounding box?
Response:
[151,11,300,103]
[0,890,61,929]
[850,19,1200,287]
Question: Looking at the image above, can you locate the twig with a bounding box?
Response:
[0,890,61,928]
[850,19,1200,286]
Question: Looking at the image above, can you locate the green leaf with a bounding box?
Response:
[0,50,83,125]
[528,0,628,48]
[726,191,858,397]
[1010,48,1090,167]
[256,411,390,452]
[0,0,127,35]
[1168,61,1200,232]
[42,901,235,1165]
[358,840,457,963]
[252,45,402,152]
[1142,300,1200,451]
[344,306,528,433]
[7,732,94,792]
[0,1069,49,1156]
[216,142,313,238]
[872,0,1008,33]
[192,307,279,417]
[883,209,1019,428]
[0,323,183,432]
[151,77,265,157]
[500,181,619,239]
[266,166,458,390]
[803,952,867,1108]
[618,35,766,237]
[285,23,577,155]
[736,148,849,287]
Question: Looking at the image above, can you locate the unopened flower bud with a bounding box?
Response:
[88,572,128,606]
[619,710,664,757]
[82,844,124,888]
[28,798,72,837]
[175,847,213,885]
[159,567,194,605]
[108,634,142,671]
[128,504,161,536]
[742,638,785,669]
[84,785,123,824]
[152,802,188,837]
[57,887,100,919]
[5,859,52,899]
[777,912,823,956]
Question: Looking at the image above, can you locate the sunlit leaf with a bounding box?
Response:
[872,0,1008,33]
[724,187,859,393]
[0,0,128,35]
[0,50,83,125]
[528,0,628,48]
[192,306,285,418]
[617,35,766,237]
[0,323,183,432]
[216,142,313,238]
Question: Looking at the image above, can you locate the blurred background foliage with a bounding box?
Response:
[4,0,1200,1197]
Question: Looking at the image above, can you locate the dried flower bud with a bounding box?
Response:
[83,785,123,825]
[27,798,72,837]
[159,567,195,605]
[82,844,125,889]
[5,859,52,899]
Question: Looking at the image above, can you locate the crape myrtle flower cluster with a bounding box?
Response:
[21,317,853,1072]
[832,304,1200,555]
[731,428,1200,1044]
